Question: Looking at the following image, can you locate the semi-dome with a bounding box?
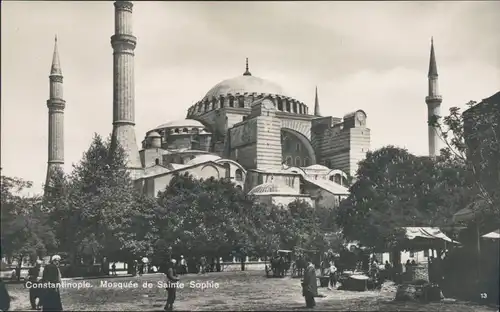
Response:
[185,154,221,166]
[204,75,287,100]
[248,183,298,195]
[154,119,206,130]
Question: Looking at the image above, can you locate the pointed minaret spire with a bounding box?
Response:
[428,36,438,77]
[314,86,321,116]
[425,37,442,158]
[243,57,252,76]
[50,35,62,76]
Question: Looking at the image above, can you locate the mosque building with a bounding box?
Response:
[46,0,444,208]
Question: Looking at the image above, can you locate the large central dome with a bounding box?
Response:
[203,58,288,100]
[204,75,287,100]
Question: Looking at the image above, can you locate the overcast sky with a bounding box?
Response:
[2,1,499,195]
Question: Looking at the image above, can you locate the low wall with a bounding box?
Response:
[220,262,266,272]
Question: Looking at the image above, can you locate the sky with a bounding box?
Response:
[1,1,499,196]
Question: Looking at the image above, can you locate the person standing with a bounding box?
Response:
[199,256,206,274]
[41,255,63,311]
[111,262,117,276]
[327,260,337,290]
[179,256,187,275]
[301,257,318,308]
[164,259,179,311]
[28,260,43,310]
[0,279,10,311]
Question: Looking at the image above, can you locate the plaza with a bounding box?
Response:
[5,271,498,311]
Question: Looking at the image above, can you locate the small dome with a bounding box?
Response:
[147,131,161,138]
[185,154,221,166]
[204,75,288,100]
[154,119,206,130]
[248,183,298,195]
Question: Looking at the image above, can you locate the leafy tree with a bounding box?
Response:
[155,173,256,260]
[43,166,71,251]
[430,97,499,217]
[336,146,473,250]
[61,134,148,264]
[1,175,56,277]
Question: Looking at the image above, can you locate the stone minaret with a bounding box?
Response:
[45,35,65,187]
[314,86,321,117]
[425,37,442,158]
[110,1,142,171]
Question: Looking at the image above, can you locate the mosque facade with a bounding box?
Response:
[46,0,376,208]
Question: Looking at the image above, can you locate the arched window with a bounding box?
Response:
[220,97,225,108]
[182,128,189,133]
[286,156,293,166]
[235,169,243,181]
[236,185,242,190]
[277,98,283,111]
[224,163,231,178]
[334,174,342,184]
[155,158,160,165]
[174,128,180,133]
[304,157,309,166]
[329,176,334,182]
[229,97,234,107]
[238,97,245,108]
[282,137,290,151]
[295,156,301,167]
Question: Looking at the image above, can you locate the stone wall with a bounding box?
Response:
[220,262,266,272]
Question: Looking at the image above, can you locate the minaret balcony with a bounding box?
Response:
[425,95,442,102]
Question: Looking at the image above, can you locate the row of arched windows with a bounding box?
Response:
[222,163,244,181]
[284,156,310,167]
[188,95,309,116]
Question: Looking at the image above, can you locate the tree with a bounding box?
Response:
[155,173,256,260]
[43,166,71,251]
[431,97,499,217]
[61,134,147,264]
[336,146,473,250]
[1,175,56,278]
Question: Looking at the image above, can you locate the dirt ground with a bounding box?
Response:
[5,271,498,311]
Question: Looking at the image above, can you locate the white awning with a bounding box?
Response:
[482,229,500,239]
[404,227,459,244]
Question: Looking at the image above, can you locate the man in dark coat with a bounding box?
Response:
[302,257,318,308]
[164,259,179,311]
[0,279,10,311]
[41,255,63,311]
[28,260,43,310]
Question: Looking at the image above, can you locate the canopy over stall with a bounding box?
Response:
[398,227,460,250]
[482,229,500,239]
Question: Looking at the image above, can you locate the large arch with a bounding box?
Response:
[281,128,317,165]
[280,119,312,140]
[189,117,216,134]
